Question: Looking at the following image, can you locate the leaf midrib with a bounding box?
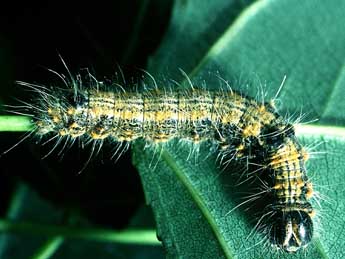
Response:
[186,0,269,81]
[160,149,235,259]
[160,124,345,258]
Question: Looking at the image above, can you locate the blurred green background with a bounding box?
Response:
[0,1,173,258]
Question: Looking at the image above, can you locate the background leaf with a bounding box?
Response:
[0,183,162,259]
[133,0,345,258]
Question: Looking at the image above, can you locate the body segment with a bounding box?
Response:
[35,87,314,252]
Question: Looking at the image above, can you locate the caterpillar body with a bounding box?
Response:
[15,75,315,253]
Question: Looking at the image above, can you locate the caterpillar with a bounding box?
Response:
[8,68,315,254]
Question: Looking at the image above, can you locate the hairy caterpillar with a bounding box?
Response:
[8,67,315,253]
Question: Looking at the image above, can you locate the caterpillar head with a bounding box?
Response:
[269,210,313,253]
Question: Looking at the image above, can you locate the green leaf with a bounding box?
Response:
[133,0,345,258]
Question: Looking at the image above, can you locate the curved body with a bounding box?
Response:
[35,87,314,252]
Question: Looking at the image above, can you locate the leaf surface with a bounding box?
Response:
[133,0,345,258]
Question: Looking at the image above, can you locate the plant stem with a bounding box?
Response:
[30,236,64,259]
[0,116,33,131]
[0,219,159,245]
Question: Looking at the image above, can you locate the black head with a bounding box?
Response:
[269,210,313,253]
